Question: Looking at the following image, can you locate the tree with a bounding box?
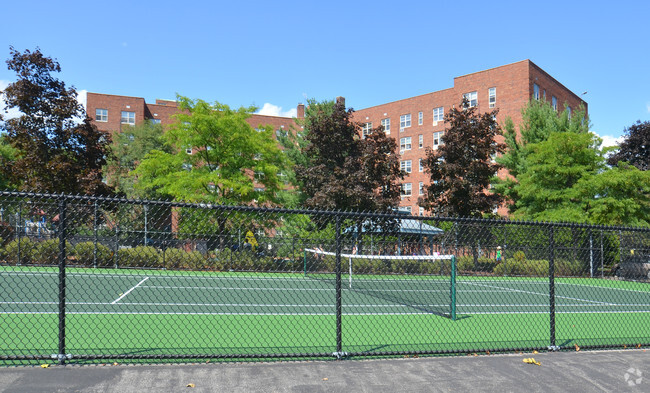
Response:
[0,47,112,195]
[0,134,17,190]
[496,99,649,225]
[104,120,170,198]
[495,99,590,212]
[132,96,289,205]
[514,131,602,222]
[607,120,649,170]
[419,98,504,218]
[275,123,309,208]
[295,99,403,212]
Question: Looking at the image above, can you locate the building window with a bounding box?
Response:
[533,83,540,100]
[121,111,135,125]
[552,96,558,111]
[418,111,423,125]
[400,137,412,151]
[419,182,424,195]
[463,92,477,107]
[433,107,444,122]
[362,122,372,138]
[401,183,412,197]
[418,134,423,148]
[488,88,496,108]
[400,114,411,130]
[185,147,193,155]
[400,160,412,173]
[419,158,423,172]
[95,109,108,122]
[381,118,390,134]
[433,131,443,149]
[151,119,162,124]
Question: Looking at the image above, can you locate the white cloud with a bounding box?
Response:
[594,131,623,148]
[256,103,297,118]
[77,89,87,110]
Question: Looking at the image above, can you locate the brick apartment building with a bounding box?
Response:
[351,59,587,215]
[86,93,305,138]
[86,59,586,216]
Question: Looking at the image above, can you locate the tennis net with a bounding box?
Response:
[304,248,456,319]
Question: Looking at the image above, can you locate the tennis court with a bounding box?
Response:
[2,265,649,363]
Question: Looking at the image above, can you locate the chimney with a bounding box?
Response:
[336,96,345,106]
[297,103,305,118]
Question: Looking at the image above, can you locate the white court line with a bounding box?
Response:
[111,277,149,304]
[462,281,618,306]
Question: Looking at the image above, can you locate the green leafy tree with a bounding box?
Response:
[578,162,650,226]
[607,120,649,171]
[0,134,17,189]
[514,131,602,221]
[495,99,590,211]
[133,96,289,205]
[419,98,505,218]
[496,99,649,225]
[0,47,112,195]
[295,99,403,212]
[275,124,309,208]
[104,120,170,198]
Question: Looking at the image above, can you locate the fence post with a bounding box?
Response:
[16,203,21,266]
[589,229,594,278]
[600,230,604,278]
[93,200,98,269]
[548,225,557,351]
[334,215,345,359]
[57,196,68,365]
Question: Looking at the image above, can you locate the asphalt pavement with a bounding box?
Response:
[0,349,648,392]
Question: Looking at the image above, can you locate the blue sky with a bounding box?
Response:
[1,0,649,146]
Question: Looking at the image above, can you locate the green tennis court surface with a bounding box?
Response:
[2,266,649,363]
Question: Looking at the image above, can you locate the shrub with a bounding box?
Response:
[494,258,548,277]
[456,255,496,273]
[555,259,585,277]
[3,238,37,265]
[116,246,160,268]
[0,221,14,248]
[72,242,113,267]
[33,239,67,265]
[162,248,206,270]
[420,259,451,275]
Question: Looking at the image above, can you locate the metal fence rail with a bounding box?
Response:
[0,191,649,365]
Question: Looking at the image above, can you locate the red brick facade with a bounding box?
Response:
[86,93,304,136]
[87,60,585,216]
[352,60,587,215]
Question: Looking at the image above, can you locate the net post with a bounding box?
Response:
[303,249,307,277]
[450,255,456,321]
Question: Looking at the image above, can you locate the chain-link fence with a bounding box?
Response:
[1,191,649,365]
